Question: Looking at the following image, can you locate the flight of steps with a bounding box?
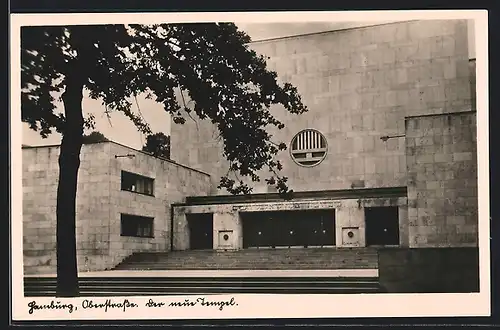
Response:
[113,248,379,271]
[24,248,383,296]
[24,276,384,297]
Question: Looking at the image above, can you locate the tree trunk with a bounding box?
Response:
[56,74,85,297]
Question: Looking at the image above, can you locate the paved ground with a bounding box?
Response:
[25,268,378,278]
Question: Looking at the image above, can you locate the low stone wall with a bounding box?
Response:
[378,247,479,293]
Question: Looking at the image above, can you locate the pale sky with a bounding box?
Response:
[22,20,475,149]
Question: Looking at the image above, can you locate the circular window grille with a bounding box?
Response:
[290,129,328,167]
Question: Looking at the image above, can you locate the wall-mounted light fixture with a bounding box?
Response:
[114,154,136,159]
[380,134,405,142]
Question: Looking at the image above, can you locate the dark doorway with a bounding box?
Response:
[241,209,335,248]
[365,207,400,246]
[187,213,213,250]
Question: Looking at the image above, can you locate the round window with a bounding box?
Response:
[290,129,328,167]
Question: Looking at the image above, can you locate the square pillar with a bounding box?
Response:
[172,209,189,250]
[399,204,410,247]
[335,207,366,247]
[213,211,242,250]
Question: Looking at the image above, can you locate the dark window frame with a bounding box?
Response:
[121,170,155,197]
[120,213,154,238]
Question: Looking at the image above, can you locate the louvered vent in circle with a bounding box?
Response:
[290,129,328,167]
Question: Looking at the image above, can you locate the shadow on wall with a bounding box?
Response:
[469,59,476,110]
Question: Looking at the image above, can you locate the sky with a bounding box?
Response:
[21,22,395,149]
[21,20,475,149]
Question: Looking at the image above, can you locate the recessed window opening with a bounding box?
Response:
[120,213,154,238]
[121,171,155,196]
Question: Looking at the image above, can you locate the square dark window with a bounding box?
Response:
[120,214,154,238]
[121,171,155,196]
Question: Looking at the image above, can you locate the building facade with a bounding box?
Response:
[22,19,479,287]
[22,142,211,274]
[169,19,478,252]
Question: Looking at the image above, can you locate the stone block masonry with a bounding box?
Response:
[405,111,477,248]
[170,20,474,195]
[107,142,211,270]
[23,143,113,274]
[22,141,212,274]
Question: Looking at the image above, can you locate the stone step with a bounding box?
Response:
[24,276,384,296]
[114,248,379,271]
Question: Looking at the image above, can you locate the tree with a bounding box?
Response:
[21,23,307,297]
[142,132,170,159]
[82,131,109,144]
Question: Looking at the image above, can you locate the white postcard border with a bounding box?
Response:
[10,9,491,321]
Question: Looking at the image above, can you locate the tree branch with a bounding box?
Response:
[178,86,199,131]
[103,104,113,127]
[133,94,149,124]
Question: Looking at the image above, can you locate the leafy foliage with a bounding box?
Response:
[82,131,109,144]
[21,23,308,196]
[142,132,170,159]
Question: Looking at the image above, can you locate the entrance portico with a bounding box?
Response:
[172,187,409,251]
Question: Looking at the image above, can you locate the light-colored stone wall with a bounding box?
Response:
[213,212,241,250]
[76,143,114,271]
[405,111,477,247]
[23,143,113,274]
[23,145,61,274]
[23,141,212,274]
[173,197,408,250]
[170,20,472,195]
[107,142,212,267]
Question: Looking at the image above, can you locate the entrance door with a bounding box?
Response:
[241,212,274,248]
[187,213,213,250]
[365,207,400,246]
[241,209,335,248]
[292,210,335,247]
